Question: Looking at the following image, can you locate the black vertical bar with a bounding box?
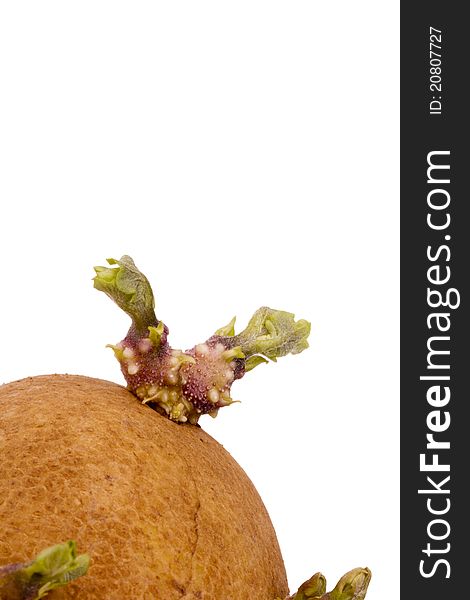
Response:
[401,3,468,598]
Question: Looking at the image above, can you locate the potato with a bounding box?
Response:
[0,374,288,599]
[0,257,371,599]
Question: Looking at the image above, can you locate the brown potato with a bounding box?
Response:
[0,374,288,600]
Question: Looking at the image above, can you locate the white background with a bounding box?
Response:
[0,2,399,598]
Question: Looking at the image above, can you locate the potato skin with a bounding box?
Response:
[0,375,288,600]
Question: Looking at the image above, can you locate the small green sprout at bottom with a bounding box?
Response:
[0,541,89,600]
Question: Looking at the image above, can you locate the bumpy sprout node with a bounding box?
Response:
[93,255,311,424]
